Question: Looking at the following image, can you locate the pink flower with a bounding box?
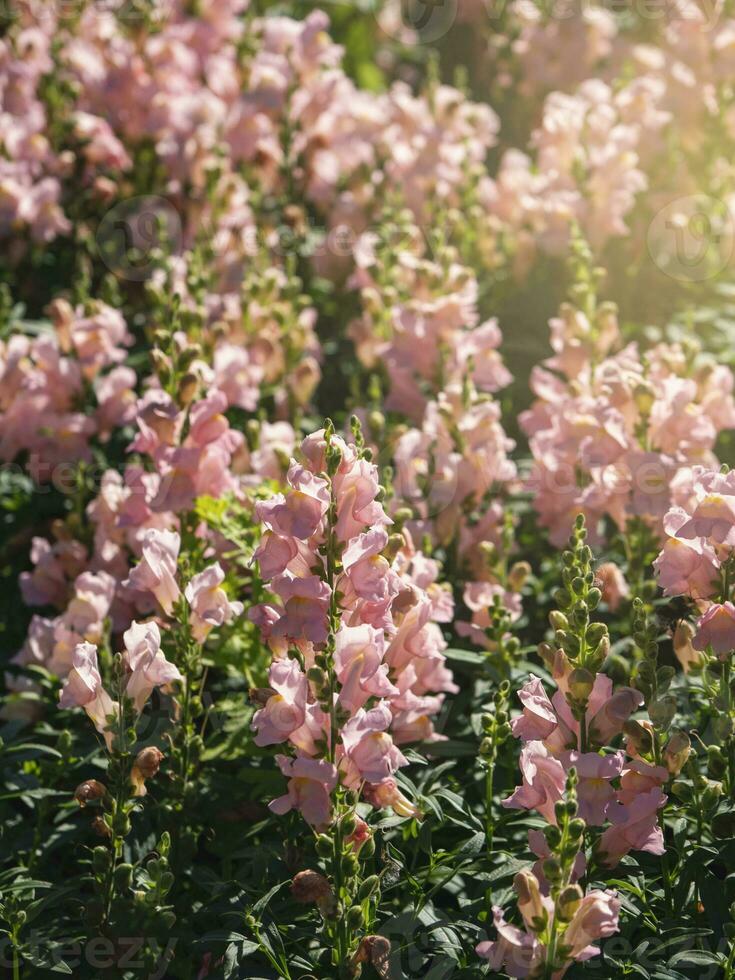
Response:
[64,570,116,641]
[653,526,719,600]
[586,686,644,745]
[563,890,621,960]
[269,574,331,647]
[598,787,666,866]
[255,464,330,540]
[253,532,302,580]
[123,620,182,712]
[502,741,567,824]
[58,642,118,748]
[333,457,391,542]
[676,491,735,543]
[184,563,243,643]
[511,675,558,741]
[693,602,735,655]
[617,760,668,806]
[563,750,624,826]
[596,562,629,611]
[252,658,308,747]
[334,624,398,712]
[341,527,395,603]
[270,755,338,830]
[340,702,408,786]
[127,529,181,614]
[476,907,541,978]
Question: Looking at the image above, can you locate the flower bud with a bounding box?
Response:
[135,746,164,780]
[568,667,595,702]
[346,904,365,930]
[177,372,199,407]
[74,780,107,807]
[663,731,691,775]
[291,869,334,915]
[624,719,654,758]
[92,847,110,875]
[557,884,584,921]
[91,816,111,838]
[114,863,133,891]
[508,561,531,592]
[549,611,568,631]
[514,870,547,932]
[673,621,703,674]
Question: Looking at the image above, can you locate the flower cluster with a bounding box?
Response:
[479,772,621,978]
[0,299,135,478]
[58,623,180,749]
[522,265,735,546]
[250,426,454,829]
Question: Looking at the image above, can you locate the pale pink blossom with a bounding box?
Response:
[693,602,735,656]
[502,741,567,825]
[270,755,338,831]
[123,620,182,711]
[58,642,118,747]
[127,529,181,614]
[184,563,243,643]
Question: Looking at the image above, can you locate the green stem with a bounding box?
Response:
[485,756,496,857]
[653,736,673,916]
[579,711,588,754]
[724,659,735,799]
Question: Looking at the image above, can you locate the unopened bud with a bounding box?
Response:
[177,372,199,406]
[568,667,595,702]
[634,383,655,415]
[177,344,202,371]
[558,884,584,921]
[384,533,406,562]
[508,561,531,592]
[91,816,111,838]
[549,611,568,631]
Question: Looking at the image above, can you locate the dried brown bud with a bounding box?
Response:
[91,816,111,838]
[74,780,107,807]
[350,936,391,978]
[134,746,164,780]
[664,731,691,776]
[130,747,164,797]
[291,869,332,904]
[291,870,335,917]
